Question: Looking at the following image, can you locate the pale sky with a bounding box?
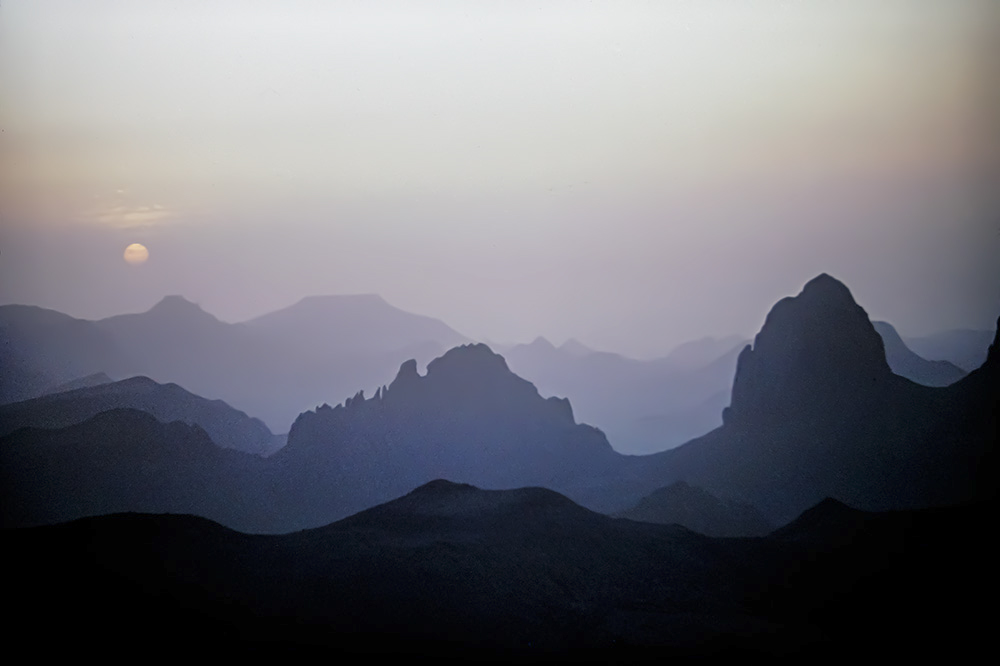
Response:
[1,1,998,357]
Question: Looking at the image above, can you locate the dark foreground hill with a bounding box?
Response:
[0,409,264,531]
[3,481,995,660]
[615,481,773,537]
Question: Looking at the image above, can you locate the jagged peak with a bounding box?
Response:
[394,358,420,382]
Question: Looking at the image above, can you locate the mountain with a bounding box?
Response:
[872,320,966,386]
[639,274,998,524]
[43,372,114,394]
[272,343,621,529]
[615,481,772,537]
[903,327,995,372]
[94,295,275,411]
[0,305,124,403]
[0,375,278,455]
[2,274,993,535]
[0,409,263,530]
[4,485,994,658]
[1,294,474,433]
[243,293,470,356]
[502,336,744,454]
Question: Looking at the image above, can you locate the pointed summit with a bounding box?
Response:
[527,336,556,350]
[725,274,890,427]
[146,295,218,322]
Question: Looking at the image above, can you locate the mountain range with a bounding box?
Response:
[0,293,470,432]
[2,271,996,658]
[5,480,994,659]
[3,284,976,457]
[0,375,280,455]
[2,273,995,533]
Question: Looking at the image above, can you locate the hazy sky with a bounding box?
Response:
[2,1,998,357]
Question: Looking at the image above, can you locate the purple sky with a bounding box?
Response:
[2,1,998,357]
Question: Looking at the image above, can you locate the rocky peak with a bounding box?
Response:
[424,343,513,377]
[725,274,891,427]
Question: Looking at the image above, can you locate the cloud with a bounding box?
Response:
[88,202,174,228]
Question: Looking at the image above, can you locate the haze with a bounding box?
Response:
[1,1,998,357]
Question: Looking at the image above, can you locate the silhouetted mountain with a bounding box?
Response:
[904,327,995,372]
[873,320,966,386]
[94,295,271,404]
[641,274,998,524]
[725,273,891,427]
[273,344,620,529]
[0,376,277,455]
[0,305,123,403]
[1,294,475,433]
[5,486,994,659]
[768,497,869,543]
[2,275,994,537]
[615,481,772,537]
[244,293,470,355]
[0,409,263,530]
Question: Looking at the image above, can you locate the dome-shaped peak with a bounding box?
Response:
[726,275,890,427]
[425,343,510,377]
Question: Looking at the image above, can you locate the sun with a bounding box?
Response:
[123,243,149,265]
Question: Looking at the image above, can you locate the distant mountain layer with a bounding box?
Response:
[5,483,995,658]
[873,320,966,386]
[0,293,472,432]
[0,376,277,455]
[244,293,469,355]
[904,327,995,373]
[502,335,745,454]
